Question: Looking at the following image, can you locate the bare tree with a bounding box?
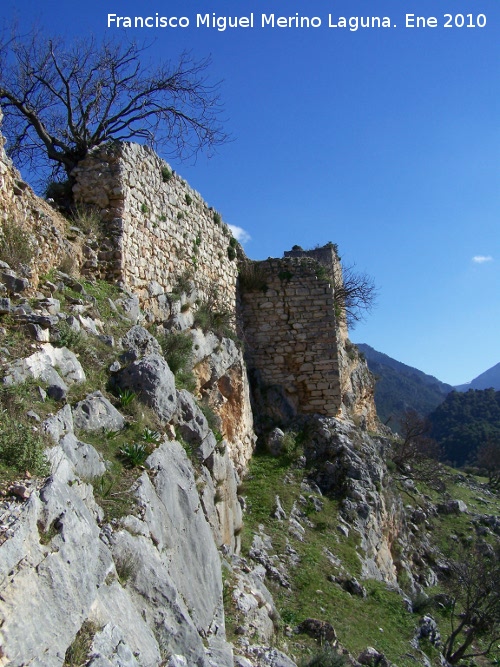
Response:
[333,263,377,328]
[443,544,500,664]
[390,409,442,484]
[0,26,228,184]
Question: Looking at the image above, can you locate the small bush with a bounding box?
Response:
[161,166,173,182]
[239,263,268,293]
[159,331,193,374]
[45,179,73,204]
[213,211,221,225]
[300,647,346,667]
[170,270,193,300]
[0,220,34,270]
[227,246,236,261]
[53,321,83,349]
[185,193,193,206]
[0,412,50,476]
[141,203,149,214]
[70,204,101,236]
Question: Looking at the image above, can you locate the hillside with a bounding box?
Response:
[455,362,500,392]
[1,120,500,667]
[356,343,452,427]
[428,388,500,467]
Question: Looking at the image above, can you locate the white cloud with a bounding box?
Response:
[472,255,493,264]
[228,224,251,244]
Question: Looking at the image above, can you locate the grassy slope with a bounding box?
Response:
[238,449,500,667]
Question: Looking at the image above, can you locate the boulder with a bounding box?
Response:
[2,343,85,389]
[120,325,162,361]
[73,391,125,432]
[116,354,177,422]
[115,294,140,323]
[266,428,285,457]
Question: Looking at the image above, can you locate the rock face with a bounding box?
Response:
[0,409,233,667]
[304,417,402,583]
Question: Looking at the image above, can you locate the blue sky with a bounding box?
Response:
[4,0,499,385]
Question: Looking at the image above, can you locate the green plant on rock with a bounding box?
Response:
[0,411,50,476]
[63,620,99,667]
[185,193,193,206]
[70,204,102,236]
[161,165,173,182]
[140,203,149,214]
[238,262,268,292]
[118,442,150,467]
[158,331,193,374]
[300,646,346,667]
[213,211,221,225]
[0,219,34,270]
[157,330,196,391]
[141,428,161,444]
[117,388,136,408]
[227,245,236,261]
[169,270,193,300]
[53,321,83,349]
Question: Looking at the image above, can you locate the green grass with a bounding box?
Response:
[238,450,422,667]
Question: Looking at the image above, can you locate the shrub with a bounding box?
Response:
[140,203,149,214]
[0,412,50,475]
[70,204,101,236]
[168,268,193,301]
[161,166,172,182]
[53,321,83,349]
[238,263,268,292]
[45,179,73,204]
[213,211,221,225]
[194,302,235,339]
[0,219,34,270]
[227,246,236,261]
[300,647,346,667]
[157,331,196,391]
[185,193,193,206]
[158,331,193,374]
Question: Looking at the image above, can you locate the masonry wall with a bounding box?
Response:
[72,142,239,319]
[240,257,342,418]
[0,108,75,286]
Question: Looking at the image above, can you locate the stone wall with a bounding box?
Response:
[240,255,342,420]
[72,142,239,321]
[240,246,379,429]
[0,108,75,287]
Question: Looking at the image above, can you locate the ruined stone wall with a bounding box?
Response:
[0,108,74,287]
[72,142,239,320]
[240,256,342,419]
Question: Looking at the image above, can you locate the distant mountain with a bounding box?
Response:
[428,388,500,467]
[454,362,500,392]
[356,343,453,427]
